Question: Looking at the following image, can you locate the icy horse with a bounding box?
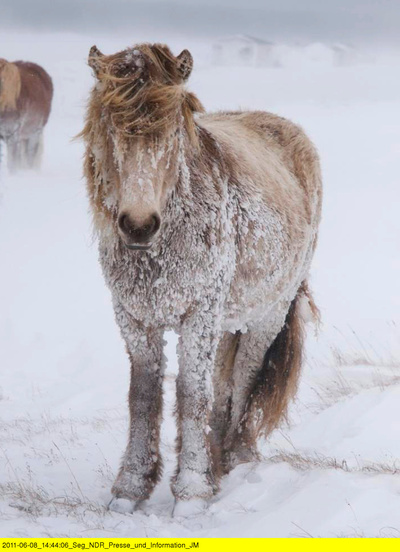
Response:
[0,58,53,171]
[81,43,322,512]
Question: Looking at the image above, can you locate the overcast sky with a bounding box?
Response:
[1,0,399,45]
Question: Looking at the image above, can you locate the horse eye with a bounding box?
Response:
[112,62,131,78]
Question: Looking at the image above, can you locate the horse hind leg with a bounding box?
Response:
[25,132,43,170]
[221,324,277,471]
[209,327,274,473]
[223,284,314,472]
[209,331,240,470]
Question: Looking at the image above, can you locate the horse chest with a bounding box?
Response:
[100,242,231,329]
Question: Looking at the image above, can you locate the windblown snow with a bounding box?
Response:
[0,31,400,537]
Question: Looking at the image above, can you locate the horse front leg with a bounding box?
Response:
[111,302,165,507]
[172,311,221,503]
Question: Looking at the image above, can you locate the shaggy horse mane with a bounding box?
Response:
[0,59,21,112]
[84,43,204,143]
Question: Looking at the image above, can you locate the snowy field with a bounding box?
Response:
[1,31,400,537]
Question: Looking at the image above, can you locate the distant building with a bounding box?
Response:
[212,35,276,67]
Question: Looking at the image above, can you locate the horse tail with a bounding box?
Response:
[250,280,319,437]
[0,60,21,111]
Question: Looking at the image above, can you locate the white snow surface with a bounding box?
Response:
[1,31,400,537]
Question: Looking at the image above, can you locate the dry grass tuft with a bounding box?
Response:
[1,479,108,526]
[268,450,400,475]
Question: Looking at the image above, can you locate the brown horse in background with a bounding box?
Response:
[0,59,53,172]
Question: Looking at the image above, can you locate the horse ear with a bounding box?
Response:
[176,49,193,81]
[88,45,104,76]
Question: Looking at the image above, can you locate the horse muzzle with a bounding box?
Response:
[118,211,161,251]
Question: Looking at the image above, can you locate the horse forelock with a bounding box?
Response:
[84,43,204,144]
[0,59,21,112]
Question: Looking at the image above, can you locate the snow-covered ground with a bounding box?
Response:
[1,31,400,537]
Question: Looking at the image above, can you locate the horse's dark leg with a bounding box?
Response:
[172,310,221,501]
[222,309,289,471]
[111,301,165,504]
[25,132,43,169]
[221,328,269,470]
[209,331,240,469]
[6,137,21,173]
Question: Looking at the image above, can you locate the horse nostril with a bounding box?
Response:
[141,214,160,236]
[151,213,161,234]
[118,213,131,234]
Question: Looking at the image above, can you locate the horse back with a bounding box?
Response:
[198,111,322,227]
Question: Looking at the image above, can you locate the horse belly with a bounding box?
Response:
[222,224,314,333]
[19,109,45,139]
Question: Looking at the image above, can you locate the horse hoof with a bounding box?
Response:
[224,447,260,472]
[172,498,208,518]
[107,497,139,514]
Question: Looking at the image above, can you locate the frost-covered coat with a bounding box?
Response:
[81,43,322,508]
